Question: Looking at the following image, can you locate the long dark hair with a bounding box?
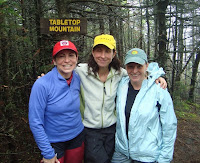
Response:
[87,50,122,76]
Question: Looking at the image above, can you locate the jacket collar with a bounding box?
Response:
[87,67,120,81]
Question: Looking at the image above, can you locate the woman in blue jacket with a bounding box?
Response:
[112,48,177,163]
[29,40,84,163]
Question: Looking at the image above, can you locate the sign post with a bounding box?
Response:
[40,18,87,34]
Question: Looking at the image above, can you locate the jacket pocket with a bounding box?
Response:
[115,132,129,155]
[135,126,160,157]
[147,126,162,155]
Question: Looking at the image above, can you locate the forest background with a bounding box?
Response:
[0,0,200,162]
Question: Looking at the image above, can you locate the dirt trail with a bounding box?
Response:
[172,119,200,163]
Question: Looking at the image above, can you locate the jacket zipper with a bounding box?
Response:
[101,82,106,127]
[100,70,114,128]
[104,85,107,95]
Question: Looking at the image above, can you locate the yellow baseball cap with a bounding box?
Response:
[93,34,116,50]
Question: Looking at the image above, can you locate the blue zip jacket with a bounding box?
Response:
[29,67,84,159]
[115,63,177,163]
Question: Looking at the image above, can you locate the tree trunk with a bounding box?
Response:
[99,15,105,34]
[156,0,169,69]
[146,0,150,57]
[176,17,184,82]
[109,10,117,36]
[153,0,158,59]
[189,50,200,101]
[0,2,10,104]
[171,1,178,96]
[55,0,71,40]
[117,18,124,63]
[139,3,143,49]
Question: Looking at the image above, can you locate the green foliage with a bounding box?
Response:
[175,99,200,122]
[0,0,7,4]
[175,110,200,122]
[173,81,190,101]
[38,64,54,74]
[4,102,16,112]
[0,1,23,22]
[173,80,200,122]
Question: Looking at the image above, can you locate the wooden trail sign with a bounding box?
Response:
[40,18,87,34]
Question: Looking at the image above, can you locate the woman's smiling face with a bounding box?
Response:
[92,45,116,69]
[126,62,148,84]
[53,49,78,79]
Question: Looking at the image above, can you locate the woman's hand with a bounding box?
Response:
[41,154,60,163]
[37,73,45,79]
[155,77,167,89]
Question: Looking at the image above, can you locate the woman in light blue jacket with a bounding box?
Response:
[112,48,177,163]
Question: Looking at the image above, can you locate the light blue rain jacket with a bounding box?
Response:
[115,62,177,163]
